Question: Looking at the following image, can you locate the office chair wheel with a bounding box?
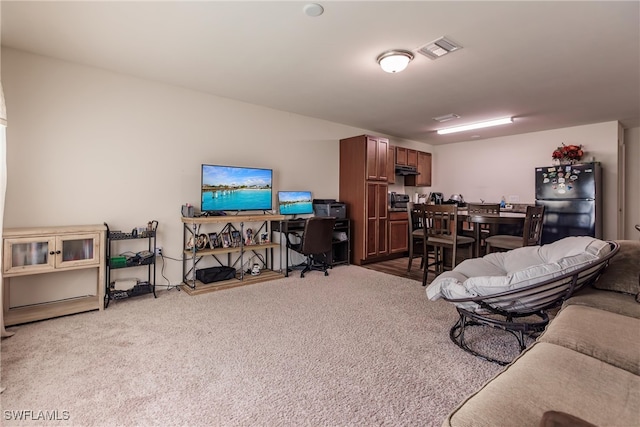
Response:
[300,272,305,278]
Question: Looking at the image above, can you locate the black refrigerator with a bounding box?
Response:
[535,162,602,245]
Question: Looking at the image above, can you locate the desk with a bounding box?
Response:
[458,211,526,257]
[271,219,350,276]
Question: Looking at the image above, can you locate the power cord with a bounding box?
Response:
[154,252,182,291]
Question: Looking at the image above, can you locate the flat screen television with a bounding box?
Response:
[277,191,313,216]
[201,164,273,212]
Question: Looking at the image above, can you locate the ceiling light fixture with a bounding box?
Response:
[437,117,513,135]
[377,50,414,73]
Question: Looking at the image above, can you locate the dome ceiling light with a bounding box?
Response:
[377,50,414,73]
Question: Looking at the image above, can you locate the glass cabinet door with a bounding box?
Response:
[56,233,101,268]
[3,236,56,275]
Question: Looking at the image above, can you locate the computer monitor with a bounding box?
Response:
[277,191,313,216]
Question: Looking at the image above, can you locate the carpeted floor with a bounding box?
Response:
[1,265,510,426]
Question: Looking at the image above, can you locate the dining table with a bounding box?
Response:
[458,210,526,257]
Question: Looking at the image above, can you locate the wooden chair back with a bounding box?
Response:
[465,203,500,235]
[522,205,545,246]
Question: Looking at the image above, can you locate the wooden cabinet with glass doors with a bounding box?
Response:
[2,224,105,325]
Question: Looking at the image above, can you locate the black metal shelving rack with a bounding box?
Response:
[104,221,158,308]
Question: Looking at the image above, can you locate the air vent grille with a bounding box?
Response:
[418,37,462,60]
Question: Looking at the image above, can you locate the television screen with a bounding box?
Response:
[277,191,313,216]
[201,165,273,212]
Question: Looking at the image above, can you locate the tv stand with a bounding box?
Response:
[180,214,284,294]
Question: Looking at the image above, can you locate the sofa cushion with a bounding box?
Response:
[539,411,597,427]
[566,287,640,319]
[591,240,640,298]
[445,342,640,427]
[539,304,640,375]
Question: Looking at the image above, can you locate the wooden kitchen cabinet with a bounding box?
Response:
[389,211,409,254]
[365,182,389,258]
[395,147,417,167]
[405,151,432,187]
[407,149,418,167]
[396,147,407,165]
[387,145,396,184]
[340,135,390,265]
[364,135,389,181]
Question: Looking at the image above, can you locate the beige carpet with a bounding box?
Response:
[1,265,508,426]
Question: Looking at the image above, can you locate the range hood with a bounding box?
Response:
[395,165,419,176]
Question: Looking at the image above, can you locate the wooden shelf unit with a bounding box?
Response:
[180,214,284,292]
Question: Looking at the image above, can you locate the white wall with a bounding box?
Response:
[624,126,640,238]
[1,48,426,302]
[431,122,622,240]
[2,48,637,305]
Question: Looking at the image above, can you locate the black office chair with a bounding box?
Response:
[289,217,337,277]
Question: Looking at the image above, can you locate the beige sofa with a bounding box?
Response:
[443,240,640,427]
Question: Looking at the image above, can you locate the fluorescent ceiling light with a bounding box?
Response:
[437,117,513,135]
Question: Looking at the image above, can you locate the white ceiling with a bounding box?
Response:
[2,1,639,145]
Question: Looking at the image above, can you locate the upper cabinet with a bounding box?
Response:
[387,145,396,184]
[365,135,389,181]
[395,147,418,167]
[395,146,432,187]
[405,151,432,187]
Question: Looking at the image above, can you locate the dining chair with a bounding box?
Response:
[407,202,427,273]
[463,203,501,257]
[421,204,475,286]
[485,205,545,253]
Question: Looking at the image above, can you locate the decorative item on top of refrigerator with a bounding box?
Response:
[534,162,601,244]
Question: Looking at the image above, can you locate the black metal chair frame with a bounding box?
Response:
[444,241,620,365]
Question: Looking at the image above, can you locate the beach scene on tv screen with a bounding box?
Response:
[278,192,313,215]
[202,166,272,211]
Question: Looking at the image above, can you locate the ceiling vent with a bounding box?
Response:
[433,113,460,123]
[417,37,462,60]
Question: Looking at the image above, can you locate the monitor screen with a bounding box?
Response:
[201,164,273,212]
[277,191,313,216]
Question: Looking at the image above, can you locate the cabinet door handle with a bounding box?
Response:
[55,250,61,254]
[49,251,55,255]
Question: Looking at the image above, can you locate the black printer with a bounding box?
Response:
[312,199,346,219]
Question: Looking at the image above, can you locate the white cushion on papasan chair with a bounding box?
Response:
[425,236,612,311]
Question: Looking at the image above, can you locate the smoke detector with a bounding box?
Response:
[417,37,462,60]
